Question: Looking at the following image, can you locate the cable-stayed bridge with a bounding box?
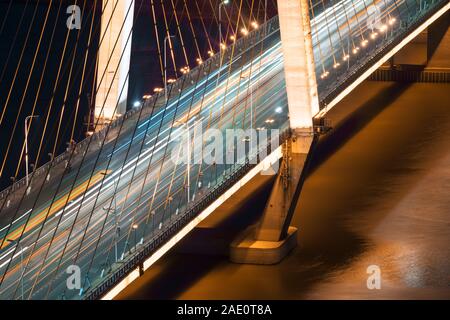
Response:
[0,0,448,300]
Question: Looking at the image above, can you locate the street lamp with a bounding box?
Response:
[167,196,174,217]
[219,0,230,62]
[181,119,201,203]
[132,224,139,252]
[164,35,176,103]
[7,239,24,300]
[101,170,122,263]
[264,0,268,27]
[184,123,191,203]
[103,198,120,263]
[180,66,190,75]
[24,115,39,190]
[241,74,254,129]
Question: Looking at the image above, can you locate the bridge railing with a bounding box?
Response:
[369,68,450,83]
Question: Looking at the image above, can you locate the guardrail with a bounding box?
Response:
[368,68,450,82]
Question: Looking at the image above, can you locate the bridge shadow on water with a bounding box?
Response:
[291,81,416,295]
[310,81,414,174]
[119,80,450,299]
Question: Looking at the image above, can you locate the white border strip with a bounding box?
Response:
[315,3,450,119]
[100,147,283,300]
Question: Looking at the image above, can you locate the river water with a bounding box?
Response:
[118,81,450,300]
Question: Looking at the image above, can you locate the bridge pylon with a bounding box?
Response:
[94,0,135,130]
[230,0,319,264]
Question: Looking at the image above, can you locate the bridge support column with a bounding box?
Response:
[230,131,315,264]
[230,0,319,264]
[94,0,134,130]
[277,0,319,127]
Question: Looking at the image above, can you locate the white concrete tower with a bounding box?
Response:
[230,0,320,264]
[95,0,135,128]
[277,0,319,130]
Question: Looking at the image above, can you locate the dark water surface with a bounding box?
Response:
[118,81,450,300]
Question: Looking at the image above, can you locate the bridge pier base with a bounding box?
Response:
[230,130,315,264]
[230,226,298,265]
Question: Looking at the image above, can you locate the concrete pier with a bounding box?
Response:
[95,0,134,129]
[230,131,315,264]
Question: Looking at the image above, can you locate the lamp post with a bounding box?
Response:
[104,197,119,262]
[24,115,38,189]
[182,119,202,203]
[164,35,176,103]
[219,0,230,63]
[185,123,191,203]
[167,196,173,219]
[132,224,139,252]
[241,75,254,129]
[101,171,120,262]
[264,0,268,27]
